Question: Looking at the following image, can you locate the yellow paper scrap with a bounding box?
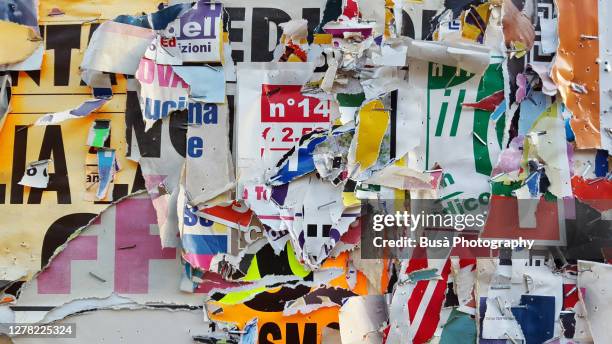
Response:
[355,100,390,172]
[0,20,42,65]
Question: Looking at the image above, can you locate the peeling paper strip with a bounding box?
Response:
[359,66,403,100]
[283,287,357,316]
[199,200,253,230]
[270,131,328,185]
[462,90,504,112]
[34,98,109,125]
[364,164,434,190]
[403,37,491,74]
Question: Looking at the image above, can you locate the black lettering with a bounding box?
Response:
[169,110,187,158]
[401,9,438,40]
[421,10,439,40]
[225,7,245,62]
[41,213,97,268]
[286,323,317,344]
[11,69,41,88]
[259,322,282,344]
[131,163,146,194]
[316,0,342,34]
[227,95,234,153]
[244,285,311,312]
[112,184,129,201]
[87,23,100,42]
[313,51,329,74]
[401,10,415,39]
[10,126,28,204]
[251,8,291,62]
[125,90,162,158]
[301,8,320,43]
[45,25,82,86]
[28,126,71,204]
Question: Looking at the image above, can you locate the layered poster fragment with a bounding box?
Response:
[0,0,610,343]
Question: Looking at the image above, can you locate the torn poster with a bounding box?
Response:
[235,62,331,190]
[135,58,189,130]
[178,196,230,272]
[0,0,611,342]
[288,175,358,267]
[408,59,504,202]
[0,22,140,281]
[167,1,223,62]
[185,103,234,206]
[8,194,204,324]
